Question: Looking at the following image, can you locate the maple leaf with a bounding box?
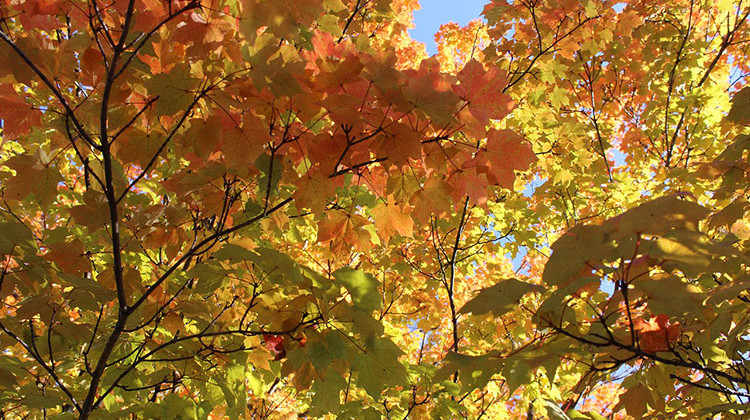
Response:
[114,130,167,168]
[293,171,341,214]
[334,267,382,312]
[1,1,748,418]
[370,198,414,242]
[352,335,407,398]
[376,122,423,166]
[0,84,41,138]
[45,238,92,276]
[459,278,542,317]
[483,129,536,188]
[402,57,461,124]
[263,334,287,360]
[634,314,681,352]
[2,152,62,208]
[317,211,373,253]
[454,60,514,129]
[143,63,199,117]
[449,170,491,205]
[222,123,267,170]
[727,87,750,125]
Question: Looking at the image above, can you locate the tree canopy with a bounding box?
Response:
[0,0,749,418]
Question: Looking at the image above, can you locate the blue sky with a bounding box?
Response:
[409,0,488,55]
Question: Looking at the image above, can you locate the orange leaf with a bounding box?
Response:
[46,239,91,276]
[0,84,41,138]
[371,199,414,242]
[454,60,514,126]
[484,129,535,188]
[634,314,681,352]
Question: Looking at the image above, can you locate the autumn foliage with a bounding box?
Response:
[0,0,749,419]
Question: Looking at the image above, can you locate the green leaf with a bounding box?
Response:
[543,225,611,287]
[334,268,381,312]
[502,352,532,393]
[250,248,304,286]
[216,378,237,414]
[637,276,705,319]
[435,351,502,393]
[255,153,284,195]
[186,264,226,294]
[536,276,598,325]
[143,63,197,116]
[309,370,347,416]
[247,372,266,398]
[706,276,750,305]
[431,397,466,418]
[213,243,256,262]
[651,231,717,277]
[352,335,406,398]
[565,410,587,420]
[567,410,608,420]
[145,393,196,419]
[0,220,38,256]
[244,200,263,219]
[459,278,542,317]
[603,195,709,239]
[0,368,17,389]
[213,364,248,420]
[352,352,384,398]
[727,87,750,125]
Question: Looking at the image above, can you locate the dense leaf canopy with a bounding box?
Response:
[0,0,749,418]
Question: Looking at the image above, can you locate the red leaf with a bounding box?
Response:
[0,85,41,139]
[634,314,681,352]
[454,60,514,128]
[483,129,535,188]
[263,334,286,360]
